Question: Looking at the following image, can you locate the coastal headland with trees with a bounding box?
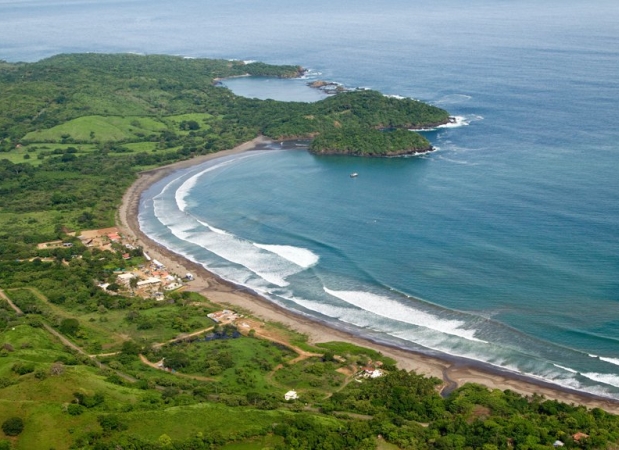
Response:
[1,53,619,449]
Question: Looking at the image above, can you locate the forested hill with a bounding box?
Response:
[0,53,304,140]
[0,53,449,154]
[0,53,448,254]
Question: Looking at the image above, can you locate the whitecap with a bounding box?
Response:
[254,244,319,268]
[152,194,313,288]
[553,363,578,374]
[600,356,619,367]
[323,287,485,343]
[582,372,619,389]
[197,220,231,236]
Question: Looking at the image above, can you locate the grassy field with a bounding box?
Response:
[121,402,290,442]
[274,357,347,393]
[151,335,297,394]
[317,341,397,367]
[79,304,218,347]
[0,323,139,450]
[5,288,123,352]
[0,211,67,239]
[164,113,214,133]
[23,115,168,143]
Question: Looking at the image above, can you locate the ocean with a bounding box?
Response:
[2,0,619,398]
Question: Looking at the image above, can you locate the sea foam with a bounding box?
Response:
[324,287,485,343]
[553,363,579,374]
[254,244,319,268]
[600,357,619,367]
[582,373,619,389]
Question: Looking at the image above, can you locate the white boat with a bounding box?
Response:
[350,173,358,178]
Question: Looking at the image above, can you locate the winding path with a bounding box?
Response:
[0,288,23,315]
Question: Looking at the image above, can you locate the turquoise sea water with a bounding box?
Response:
[3,0,619,397]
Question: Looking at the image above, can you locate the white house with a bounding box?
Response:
[284,390,298,401]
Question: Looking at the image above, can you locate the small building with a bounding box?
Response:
[164,282,182,291]
[108,232,121,242]
[573,432,589,442]
[284,390,298,401]
[117,273,135,285]
[137,277,162,287]
[207,310,240,323]
[553,440,564,447]
[361,367,384,378]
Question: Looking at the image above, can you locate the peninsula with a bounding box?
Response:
[0,53,449,158]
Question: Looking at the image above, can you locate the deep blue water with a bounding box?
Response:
[3,0,619,397]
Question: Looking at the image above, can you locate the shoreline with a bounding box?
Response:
[117,137,619,414]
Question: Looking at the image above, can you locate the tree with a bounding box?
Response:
[59,318,79,335]
[2,416,24,436]
[97,414,127,432]
[158,433,172,447]
[121,340,142,355]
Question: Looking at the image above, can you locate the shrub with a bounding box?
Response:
[67,404,84,416]
[2,417,24,436]
[59,318,79,335]
[11,362,35,375]
[97,414,127,432]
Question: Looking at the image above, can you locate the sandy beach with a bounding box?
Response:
[116,137,619,414]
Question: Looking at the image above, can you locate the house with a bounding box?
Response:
[284,390,298,401]
[573,432,589,442]
[207,310,240,323]
[137,277,162,287]
[553,440,564,447]
[108,232,121,242]
[117,273,135,285]
[164,282,182,291]
[361,367,384,378]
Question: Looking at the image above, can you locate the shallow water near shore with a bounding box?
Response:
[3,0,619,398]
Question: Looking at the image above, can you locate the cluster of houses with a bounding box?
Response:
[70,227,190,300]
[112,258,186,299]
